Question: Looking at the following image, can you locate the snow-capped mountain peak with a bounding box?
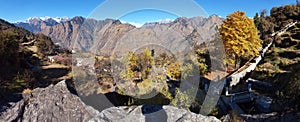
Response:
[24,16,69,23]
[25,16,42,22]
[52,16,70,23]
[14,16,70,32]
[121,18,174,28]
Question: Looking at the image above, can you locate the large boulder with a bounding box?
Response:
[0,80,220,122]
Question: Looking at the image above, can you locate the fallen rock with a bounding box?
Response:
[0,80,220,122]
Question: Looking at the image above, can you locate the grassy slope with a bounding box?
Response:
[251,22,300,111]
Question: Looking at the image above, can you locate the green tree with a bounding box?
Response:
[219,11,262,68]
[254,11,275,40]
[254,12,261,28]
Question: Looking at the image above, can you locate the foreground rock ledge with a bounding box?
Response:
[0,81,220,122]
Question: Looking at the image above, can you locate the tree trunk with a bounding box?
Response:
[234,56,241,70]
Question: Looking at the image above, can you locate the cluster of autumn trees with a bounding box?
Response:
[122,49,155,82]
[119,10,264,84]
[121,48,207,84]
[118,48,207,110]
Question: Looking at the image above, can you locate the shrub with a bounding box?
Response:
[118,49,208,111]
[11,70,35,91]
[291,32,300,40]
[296,23,300,28]
[171,88,193,110]
[198,62,207,75]
[35,33,55,56]
[283,37,292,42]
[281,33,290,37]
[195,49,209,75]
[264,37,273,47]
[166,62,181,80]
[276,37,297,47]
[291,28,300,33]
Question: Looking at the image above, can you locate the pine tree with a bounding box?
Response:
[254,13,261,28]
[219,11,262,68]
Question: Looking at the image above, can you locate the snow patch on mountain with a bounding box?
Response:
[20,16,70,23]
[156,18,174,24]
[120,18,174,28]
[120,20,143,28]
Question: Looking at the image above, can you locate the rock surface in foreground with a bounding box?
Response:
[0,81,220,122]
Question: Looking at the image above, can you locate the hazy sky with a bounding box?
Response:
[0,0,296,24]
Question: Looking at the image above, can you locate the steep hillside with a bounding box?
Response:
[252,22,300,110]
[0,19,71,103]
[251,4,300,112]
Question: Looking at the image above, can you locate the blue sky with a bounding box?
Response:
[0,0,297,24]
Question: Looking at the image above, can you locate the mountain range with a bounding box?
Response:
[15,16,69,33]
[14,15,223,55]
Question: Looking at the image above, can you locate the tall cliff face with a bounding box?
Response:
[39,17,136,54]
[15,15,223,55]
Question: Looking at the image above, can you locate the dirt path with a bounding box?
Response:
[22,42,72,84]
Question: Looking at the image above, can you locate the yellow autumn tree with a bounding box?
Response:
[219,11,262,68]
[140,48,154,80]
[166,62,181,80]
[122,48,155,81]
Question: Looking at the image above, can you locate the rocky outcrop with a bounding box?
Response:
[0,80,220,122]
[0,81,97,122]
